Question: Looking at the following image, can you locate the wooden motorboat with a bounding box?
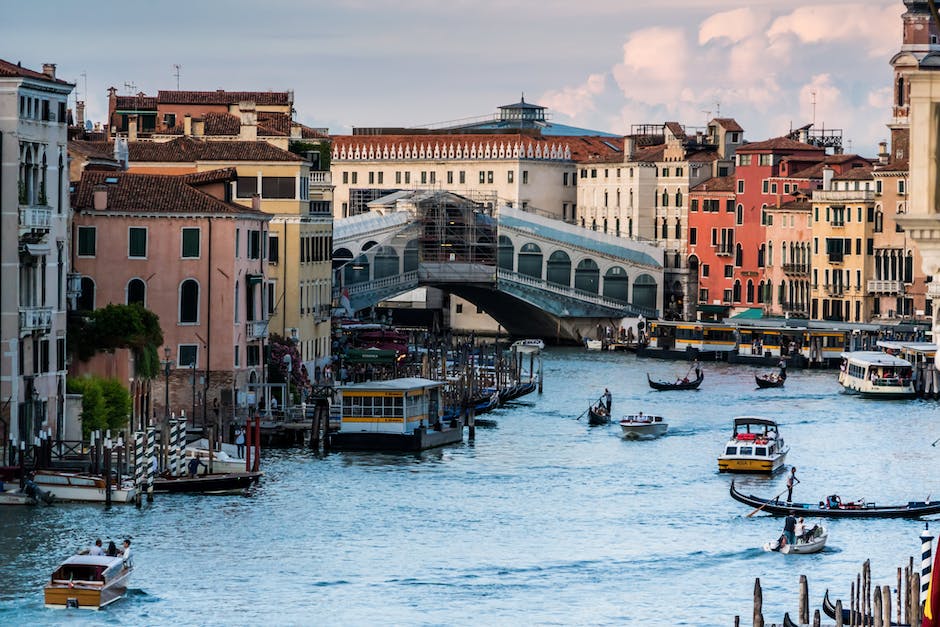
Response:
[647,372,703,391]
[185,442,246,475]
[763,524,828,554]
[717,417,788,473]
[0,488,37,505]
[44,553,132,610]
[153,471,262,494]
[32,471,136,504]
[587,403,610,426]
[619,414,667,439]
[755,373,785,388]
[730,481,940,518]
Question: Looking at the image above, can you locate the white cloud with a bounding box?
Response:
[767,4,903,58]
[540,73,607,119]
[612,27,689,106]
[699,7,769,45]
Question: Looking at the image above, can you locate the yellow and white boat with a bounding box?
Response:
[717,417,788,474]
[44,553,133,609]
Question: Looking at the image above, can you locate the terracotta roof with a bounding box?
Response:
[768,198,811,212]
[180,167,239,186]
[629,144,666,163]
[688,150,720,163]
[156,90,291,106]
[691,175,736,192]
[299,124,330,140]
[0,59,72,85]
[258,111,290,136]
[80,136,302,163]
[786,162,827,179]
[69,140,117,161]
[114,94,157,111]
[331,133,621,163]
[832,165,874,181]
[73,170,266,217]
[713,118,743,132]
[875,158,909,173]
[203,112,241,135]
[738,136,824,153]
[664,122,686,139]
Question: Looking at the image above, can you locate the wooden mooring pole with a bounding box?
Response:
[753,577,763,627]
[799,574,808,624]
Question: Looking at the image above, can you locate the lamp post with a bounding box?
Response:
[282,353,292,417]
[190,362,197,430]
[161,347,173,425]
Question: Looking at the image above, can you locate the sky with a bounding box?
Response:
[0,0,906,155]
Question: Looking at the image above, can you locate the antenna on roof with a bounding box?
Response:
[811,89,817,127]
[521,91,525,103]
[173,64,181,90]
[715,101,720,118]
[124,81,136,95]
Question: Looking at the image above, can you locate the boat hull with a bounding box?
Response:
[647,372,703,391]
[764,528,828,554]
[587,407,610,425]
[718,453,786,474]
[730,481,940,518]
[44,564,131,610]
[153,471,262,494]
[619,422,668,439]
[755,375,785,389]
[32,472,136,503]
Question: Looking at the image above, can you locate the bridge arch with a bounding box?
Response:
[344,254,370,284]
[362,240,378,252]
[373,246,399,279]
[403,240,419,273]
[633,274,657,311]
[498,235,514,272]
[333,247,354,270]
[518,243,543,279]
[546,250,571,286]
[603,266,629,303]
[574,258,600,294]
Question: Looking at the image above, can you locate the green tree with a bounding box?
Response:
[67,376,132,437]
[69,303,164,378]
[289,140,331,170]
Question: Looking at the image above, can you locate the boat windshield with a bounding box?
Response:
[52,565,105,583]
[725,446,737,455]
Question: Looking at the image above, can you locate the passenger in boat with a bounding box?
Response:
[106,540,119,557]
[786,467,800,502]
[794,517,805,543]
[89,538,104,556]
[121,539,132,567]
[783,511,797,546]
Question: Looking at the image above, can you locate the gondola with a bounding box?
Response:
[755,374,785,388]
[153,471,262,494]
[647,372,703,391]
[822,589,904,625]
[587,404,610,426]
[729,481,940,518]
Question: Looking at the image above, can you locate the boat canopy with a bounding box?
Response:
[840,351,912,367]
[61,555,123,567]
[732,416,779,429]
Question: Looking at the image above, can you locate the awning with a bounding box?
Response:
[698,304,731,313]
[730,308,764,320]
[345,348,399,364]
[23,242,51,257]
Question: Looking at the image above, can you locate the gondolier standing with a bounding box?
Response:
[603,389,612,414]
[786,466,800,502]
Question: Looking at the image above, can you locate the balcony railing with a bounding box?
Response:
[19,306,53,333]
[781,301,807,313]
[246,320,269,340]
[823,284,845,297]
[19,205,53,232]
[867,280,904,294]
[310,171,332,185]
[715,245,733,256]
[782,263,809,276]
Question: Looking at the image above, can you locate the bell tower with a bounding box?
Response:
[888,0,940,163]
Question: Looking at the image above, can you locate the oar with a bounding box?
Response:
[576,395,605,420]
[746,488,789,518]
[932,435,940,447]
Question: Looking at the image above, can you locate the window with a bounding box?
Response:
[522,170,529,184]
[351,172,358,184]
[771,183,777,194]
[404,172,410,184]
[689,228,697,245]
[234,345,240,368]
[507,171,514,184]
[487,171,494,184]
[179,279,199,324]
[182,228,200,258]
[342,171,349,184]
[247,345,260,367]
[736,204,743,225]
[396,171,402,184]
[898,179,906,194]
[268,234,279,264]
[369,171,376,184]
[676,167,683,177]
[691,199,699,212]
[739,154,752,166]
[662,168,669,177]
[163,113,176,128]
[261,177,295,199]
[700,288,709,302]
[426,171,433,184]
[759,154,773,166]
[563,172,569,186]
[77,226,96,256]
[459,171,465,184]
[447,171,453,184]
[479,171,486,184]
[235,229,241,257]
[724,265,734,278]
[455,303,463,314]
[127,278,146,306]
[726,199,734,213]
[128,227,147,258]
[178,345,198,368]
[236,177,258,198]
[248,230,261,259]
[762,180,769,194]
[737,180,744,193]
[591,169,597,178]
[702,264,709,277]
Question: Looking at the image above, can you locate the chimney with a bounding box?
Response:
[878,141,889,165]
[798,128,809,144]
[42,63,56,79]
[625,136,635,161]
[93,185,108,210]
[239,101,258,141]
[251,194,261,211]
[822,166,834,191]
[193,117,205,137]
[76,101,85,128]
[128,114,138,141]
[183,114,192,136]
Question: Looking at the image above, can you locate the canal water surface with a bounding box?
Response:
[1,348,938,626]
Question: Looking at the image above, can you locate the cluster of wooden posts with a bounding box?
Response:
[740,553,930,626]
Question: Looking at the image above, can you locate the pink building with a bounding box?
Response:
[70,169,270,428]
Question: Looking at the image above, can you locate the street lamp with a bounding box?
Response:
[190,362,197,430]
[282,353,292,417]
[161,347,173,424]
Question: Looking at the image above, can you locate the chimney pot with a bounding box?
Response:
[42,63,56,79]
[93,185,108,210]
[251,194,261,211]
[128,114,138,141]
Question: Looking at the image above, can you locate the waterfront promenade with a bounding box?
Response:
[0,348,936,625]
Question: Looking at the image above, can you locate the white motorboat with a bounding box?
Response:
[185,439,247,474]
[764,525,828,554]
[511,338,544,351]
[619,414,668,439]
[838,351,916,398]
[585,339,603,351]
[31,471,136,504]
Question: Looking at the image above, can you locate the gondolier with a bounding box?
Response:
[786,467,800,502]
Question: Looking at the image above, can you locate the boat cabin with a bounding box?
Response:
[51,555,125,585]
[839,351,913,393]
[338,377,446,436]
[722,417,785,461]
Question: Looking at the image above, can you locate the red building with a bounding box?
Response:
[687,176,736,319]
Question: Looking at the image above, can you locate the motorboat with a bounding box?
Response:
[763,524,828,554]
[153,471,262,494]
[838,351,916,398]
[185,439,247,474]
[730,481,940,518]
[647,372,704,391]
[717,417,788,474]
[31,471,136,504]
[619,414,668,439]
[511,338,544,351]
[585,339,603,351]
[44,553,132,609]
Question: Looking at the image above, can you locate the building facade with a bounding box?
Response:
[0,60,73,455]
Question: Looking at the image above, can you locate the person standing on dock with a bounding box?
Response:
[786,467,800,502]
[235,427,246,458]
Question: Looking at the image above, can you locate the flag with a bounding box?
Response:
[924,541,940,627]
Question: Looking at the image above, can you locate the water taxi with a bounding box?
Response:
[838,351,916,399]
[619,414,667,439]
[717,417,788,474]
[31,471,137,504]
[44,553,133,609]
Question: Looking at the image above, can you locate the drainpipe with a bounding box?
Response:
[204,218,211,433]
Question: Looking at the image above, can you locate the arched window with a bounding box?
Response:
[757,244,765,268]
[662,189,669,207]
[127,278,146,306]
[736,204,743,225]
[782,241,788,265]
[674,218,681,239]
[732,280,741,303]
[403,240,419,273]
[603,217,608,233]
[546,250,571,286]
[746,279,754,303]
[603,266,629,303]
[518,243,543,279]
[332,247,354,271]
[373,246,399,279]
[78,277,95,311]
[661,217,667,239]
[344,254,370,285]
[179,279,199,323]
[633,274,657,311]
[591,218,597,231]
[673,251,681,268]
[768,241,773,266]
[675,190,683,207]
[574,259,600,294]
[497,235,514,271]
[628,217,633,238]
[735,243,743,267]
[898,76,905,108]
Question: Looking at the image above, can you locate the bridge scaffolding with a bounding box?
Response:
[417,192,497,266]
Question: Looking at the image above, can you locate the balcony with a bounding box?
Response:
[781,301,807,314]
[867,280,904,294]
[246,320,269,340]
[19,306,53,333]
[310,171,332,185]
[19,205,53,234]
[782,263,809,276]
[715,245,733,256]
[823,284,845,297]
[827,253,844,264]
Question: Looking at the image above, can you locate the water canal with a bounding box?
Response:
[1,348,938,625]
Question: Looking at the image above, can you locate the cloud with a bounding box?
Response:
[699,7,769,45]
[767,3,904,58]
[612,27,689,106]
[540,73,607,119]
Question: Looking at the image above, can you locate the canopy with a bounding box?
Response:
[344,348,399,364]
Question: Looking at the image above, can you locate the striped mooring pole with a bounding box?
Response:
[133,431,145,507]
[922,522,934,605]
[146,427,157,501]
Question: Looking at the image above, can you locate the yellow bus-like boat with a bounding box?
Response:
[717,417,788,474]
